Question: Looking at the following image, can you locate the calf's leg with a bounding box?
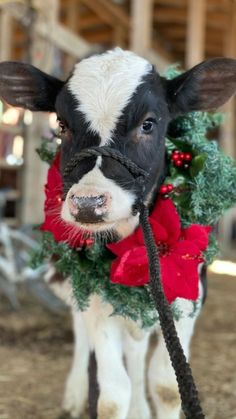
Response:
[94,317,131,419]
[124,330,151,419]
[148,299,201,419]
[63,310,90,418]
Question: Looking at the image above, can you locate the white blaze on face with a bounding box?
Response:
[68,48,152,145]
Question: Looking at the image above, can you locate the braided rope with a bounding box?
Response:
[140,204,204,418]
[63,146,148,180]
[63,146,205,418]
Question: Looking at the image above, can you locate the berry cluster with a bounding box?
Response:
[159,183,174,199]
[171,150,192,169]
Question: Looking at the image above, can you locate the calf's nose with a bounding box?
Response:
[69,193,108,223]
[71,194,107,209]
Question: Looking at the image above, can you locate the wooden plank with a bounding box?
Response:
[4,5,96,58]
[145,48,171,73]
[66,0,79,32]
[161,26,225,43]
[0,9,12,60]
[35,21,96,58]
[82,28,113,44]
[97,0,130,28]
[152,38,174,63]
[155,0,187,6]
[113,25,127,48]
[130,0,154,55]
[153,7,228,28]
[174,41,223,56]
[79,13,103,30]
[79,0,129,28]
[64,0,80,73]
[185,0,206,68]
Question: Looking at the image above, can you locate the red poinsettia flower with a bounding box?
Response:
[41,153,93,248]
[107,198,211,304]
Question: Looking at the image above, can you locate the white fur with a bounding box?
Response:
[63,310,90,418]
[68,48,152,145]
[61,162,139,234]
[58,291,202,419]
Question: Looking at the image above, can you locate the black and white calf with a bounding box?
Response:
[1,49,236,419]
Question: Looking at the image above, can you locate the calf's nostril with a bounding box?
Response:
[96,195,107,207]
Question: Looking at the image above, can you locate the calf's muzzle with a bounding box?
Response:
[69,193,108,223]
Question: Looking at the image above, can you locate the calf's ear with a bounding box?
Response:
[0,61,64,111]
[165,58,236,116]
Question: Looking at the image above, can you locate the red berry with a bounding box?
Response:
[167,184,174,192]
[184,152,192,162]
[175,159,183,167]
[180,152,185,160]
[172,153,180,161]
[85,238,94,246]
[160,185,168,194]
[172,149,179,154]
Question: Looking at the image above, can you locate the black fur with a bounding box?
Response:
[56,70,168,204]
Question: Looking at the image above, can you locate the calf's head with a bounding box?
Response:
[1,49,236,238]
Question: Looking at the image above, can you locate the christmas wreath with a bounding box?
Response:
[32,67,236,328]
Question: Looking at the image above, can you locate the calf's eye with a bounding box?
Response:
[141,118,155,134]
[57,119,72,141]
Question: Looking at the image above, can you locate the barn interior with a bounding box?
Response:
[0,1,236,419]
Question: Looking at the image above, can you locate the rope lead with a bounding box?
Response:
[64,146,205,418]
[140,204,204,419]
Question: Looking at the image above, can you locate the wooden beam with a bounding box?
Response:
[97,0,130,28]
[4,5,96,58]
[174,41,223,56]
[66,0,79,32]
[36,21,97,59]
[160,26,186,39]
[78,13,102,30]
[153,7,228,29]
[64,0,80,73]
[0,9,12,60]
[161,26,225,43]
[152,38,174,63]
[130,0,154,55]
[185,0,206,68]
[113,25,127,48]
[79,0,129,28]
[82,28,113,44]
[155,0,187,6]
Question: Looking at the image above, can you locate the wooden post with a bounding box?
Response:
[0,9,12,61]
[114,25,126,48]
[65,0,79,73]
[185,0,206,68]
[6,6,96,59]
[220,0,236,159]
[130,0,153,55]
[219,0,236,247]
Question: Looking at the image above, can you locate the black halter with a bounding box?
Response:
[64,146,205,419]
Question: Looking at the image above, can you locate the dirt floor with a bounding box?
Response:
[0,273,235,419]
